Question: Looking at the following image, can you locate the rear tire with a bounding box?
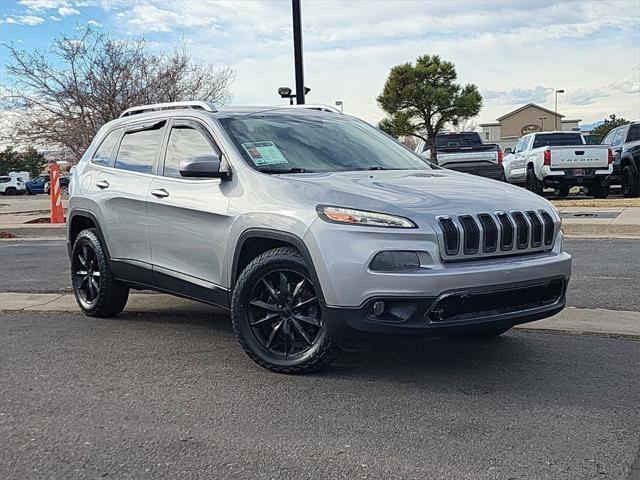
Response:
[622,165,640,198]
[231,247,341,374]
[71,229,129,317]
[526,167,543,195]
[555,186,570,198]
[4,187,17,196]
[590,181,610,199]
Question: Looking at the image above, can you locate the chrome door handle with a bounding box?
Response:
[151,188,170,198]
[96,180,110,189]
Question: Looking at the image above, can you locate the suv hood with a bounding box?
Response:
[282,169,554,218]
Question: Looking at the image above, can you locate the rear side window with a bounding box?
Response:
[0,177,10,183]
[91,129,121,166]
[532,133,583,148]
[163,125,219,178]
[114,122,165,174]
[611,128,627,147]
[625,125,639,143]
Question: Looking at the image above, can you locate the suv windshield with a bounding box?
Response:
[218,112,428,173]
[532,133,583,148]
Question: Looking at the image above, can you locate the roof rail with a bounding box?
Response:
[119,101,218,118]
[283,104,342,113]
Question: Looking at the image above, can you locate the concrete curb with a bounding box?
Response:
[2,292,639,337]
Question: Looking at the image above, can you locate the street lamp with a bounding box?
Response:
[335,100,343,112]
[538,116,547,130]
[554,89,565,130]
[278,86,311,105]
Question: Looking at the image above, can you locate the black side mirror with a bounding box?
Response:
[504,147,512,154]
[179,154,229,179]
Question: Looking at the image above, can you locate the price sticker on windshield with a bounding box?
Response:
[241,141,289,166]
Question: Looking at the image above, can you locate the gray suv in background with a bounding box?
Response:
[68,101,571,373]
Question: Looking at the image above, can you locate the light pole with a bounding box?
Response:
[292,0,305,104]
[554,89,564,130]
[538,116,547,130]
[335,100,343,112]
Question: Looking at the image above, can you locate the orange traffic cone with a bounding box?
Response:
[49,163,65,224]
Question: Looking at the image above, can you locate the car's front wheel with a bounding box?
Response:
[232,247,340,374]
[71,229,129,317]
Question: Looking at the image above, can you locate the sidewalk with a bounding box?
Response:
[2,292,640,338]
[558,206,640,237]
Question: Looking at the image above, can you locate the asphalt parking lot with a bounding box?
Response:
[1,311,639,480]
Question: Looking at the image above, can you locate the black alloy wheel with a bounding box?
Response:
[248,269,322,357]
[232,247,340,374]
[73,243,101,307]
[70,229,129,317]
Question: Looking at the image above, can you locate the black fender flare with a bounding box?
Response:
[67,209,110,260]
[231,228,325,303]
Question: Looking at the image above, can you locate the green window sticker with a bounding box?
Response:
[241,141,289,166]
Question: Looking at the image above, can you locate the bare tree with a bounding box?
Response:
[2,27,235,161]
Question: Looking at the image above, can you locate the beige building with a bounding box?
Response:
[480,103,581,151]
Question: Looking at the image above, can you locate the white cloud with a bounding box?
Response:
[1,15,46,26]
[87,19,100,26]
[49,15,60,21]
[58,6,80,16]
[19,0,68,10]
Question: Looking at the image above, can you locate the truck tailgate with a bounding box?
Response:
[549,145,609,169]
[438,148,498,165]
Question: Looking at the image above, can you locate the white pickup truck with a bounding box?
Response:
[503,131,612,198]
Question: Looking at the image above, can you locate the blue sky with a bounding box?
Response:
[1,0,639,125]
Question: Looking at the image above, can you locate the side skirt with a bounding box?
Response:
[110,259,230,310]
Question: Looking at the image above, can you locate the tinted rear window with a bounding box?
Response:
[532,133,583,148]
[435,133,482,148]
[114,122,165,174]
[627,124,640,143]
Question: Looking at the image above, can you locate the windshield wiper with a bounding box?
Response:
[257,167,312,174]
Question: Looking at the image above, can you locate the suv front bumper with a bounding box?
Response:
[304,221,571,338]
[323,277,567,339]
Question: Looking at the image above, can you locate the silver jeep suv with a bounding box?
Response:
[68,101,571,373]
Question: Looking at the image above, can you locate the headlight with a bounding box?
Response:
[316,205,416,228]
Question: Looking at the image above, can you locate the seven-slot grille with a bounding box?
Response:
[437,210,556,261]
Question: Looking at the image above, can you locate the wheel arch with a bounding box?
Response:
[620,153,639,173]
[231,228,325,302]
[67,209,109,260]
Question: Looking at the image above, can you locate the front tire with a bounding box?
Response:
[231,247,340,374]
[622,165,640,198]
[526,167,543,195]
[71,229,129,317]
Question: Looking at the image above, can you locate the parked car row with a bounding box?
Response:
[415,122,639,199]
[25,174,70,195]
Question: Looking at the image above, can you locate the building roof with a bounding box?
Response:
[496,103,565,122]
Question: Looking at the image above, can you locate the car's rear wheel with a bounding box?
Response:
[590,181,610,199]
[526,167,543,195]
[554,186,570,198]
[71,229,129,317]
[4,187,17,195]
[232,247,340,374]
[622,165,640,198]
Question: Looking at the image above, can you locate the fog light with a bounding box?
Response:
[370,251,420,272]
[372,301,385,316]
